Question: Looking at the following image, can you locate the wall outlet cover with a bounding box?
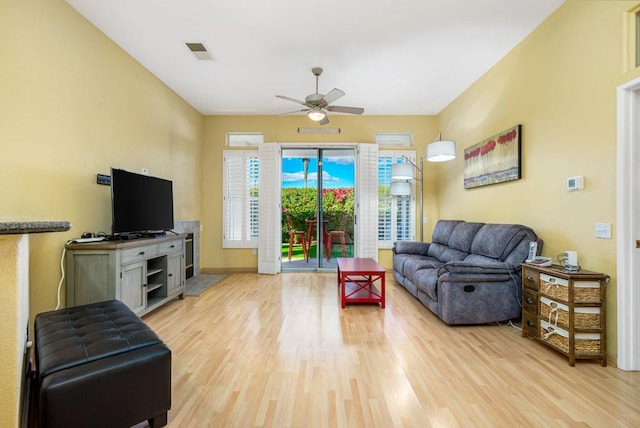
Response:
[96,174,111,185]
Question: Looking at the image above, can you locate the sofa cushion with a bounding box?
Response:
[431,220,463,245]
[413,268,439,301]
[448,222,484,252]
[470,224,534,262]
[460,254,508,268]
[393,253,428,277]
[428,243,468,263]
[404,257,444,285]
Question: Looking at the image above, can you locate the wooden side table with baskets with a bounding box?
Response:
[521,263,609,366]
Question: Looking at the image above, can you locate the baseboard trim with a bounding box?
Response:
[200,267,257,274]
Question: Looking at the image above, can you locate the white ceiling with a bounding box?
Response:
[65,0,564,117]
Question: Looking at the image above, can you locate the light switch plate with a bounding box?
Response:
[595,223,611,239]
[567,176,584,191]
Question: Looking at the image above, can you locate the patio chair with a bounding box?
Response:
[286,216,309,262]
[326,214,350,260]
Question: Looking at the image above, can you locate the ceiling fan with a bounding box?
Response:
[276,67,364,125]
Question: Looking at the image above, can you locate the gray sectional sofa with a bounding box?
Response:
[392,220,540,325]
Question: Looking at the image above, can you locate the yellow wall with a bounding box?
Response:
[201,115,440,270]
[438,0,640,357]
[1,2,202,425]
[3,2,639,424]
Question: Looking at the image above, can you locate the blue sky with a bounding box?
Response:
[282,156,354,188]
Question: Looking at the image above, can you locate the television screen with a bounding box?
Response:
[111,168,174,236]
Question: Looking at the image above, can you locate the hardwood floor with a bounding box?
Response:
[140,272,640,427]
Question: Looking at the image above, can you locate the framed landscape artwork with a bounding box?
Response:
[463,124,522,189]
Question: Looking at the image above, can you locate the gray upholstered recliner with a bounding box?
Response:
[392,220,541,325]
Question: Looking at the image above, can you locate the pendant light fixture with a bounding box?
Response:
[426,134,456,162]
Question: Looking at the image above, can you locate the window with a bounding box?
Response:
[223,147,409,251]
[375,133,413,146]
[378,150,416,248]
[226,132,264,146]
[223,150,259,247]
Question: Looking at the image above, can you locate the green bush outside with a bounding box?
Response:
[281,187,354,241]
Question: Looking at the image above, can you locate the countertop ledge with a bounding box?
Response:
[0,221,71,235]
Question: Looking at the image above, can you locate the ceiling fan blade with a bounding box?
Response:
[322,88,345,105]
[319,116,330,125]
[326,105,364,115]
[276,95,307,106]
[278,108,309,116]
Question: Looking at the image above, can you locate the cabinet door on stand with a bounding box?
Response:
[166,252,184,297]
[121,261,145,314]
[66,251,116,307]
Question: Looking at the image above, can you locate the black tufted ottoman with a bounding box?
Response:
[34,300,171,428]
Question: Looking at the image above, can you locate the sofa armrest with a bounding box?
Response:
[393,241,430,256]
[437,261,521,277]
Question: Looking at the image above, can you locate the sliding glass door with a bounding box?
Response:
[318,149,355,268]
[281,147,355,270]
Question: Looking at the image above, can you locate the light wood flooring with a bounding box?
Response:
[140,272,640,427]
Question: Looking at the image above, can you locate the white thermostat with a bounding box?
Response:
[567,176,584,191]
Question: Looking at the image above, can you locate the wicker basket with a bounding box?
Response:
[540,320,601,354]
[540,297,601,328]
[540,273,601,303]
[574,281,602,302]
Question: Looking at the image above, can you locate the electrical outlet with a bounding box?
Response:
[96,174,111,185]
[595,223,611,239]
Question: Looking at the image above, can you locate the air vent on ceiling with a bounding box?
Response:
[186,42,213,60]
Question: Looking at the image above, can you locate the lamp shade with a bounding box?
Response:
[391,163,414,180]
[390,181,411,196]
[427,140,456,162]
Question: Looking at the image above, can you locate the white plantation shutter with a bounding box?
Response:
[378,155,393,245]
[258,143,281,274]
[378,150,416,247]
[356,143,379,260]
[248,157,260,240]
[223,150,259,248]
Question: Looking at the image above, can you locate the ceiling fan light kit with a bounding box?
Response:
[276,67,364,125]
[307,108,326,122]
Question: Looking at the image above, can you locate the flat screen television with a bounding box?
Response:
[111,168,174,237]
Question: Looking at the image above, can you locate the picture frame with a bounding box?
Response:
[463,124,522,189]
